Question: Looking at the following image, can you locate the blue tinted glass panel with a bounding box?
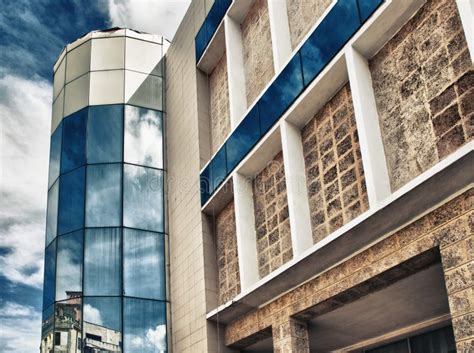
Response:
[200,164,211,206]
[86,164,121,227]
[43,240,56,308]
[124,229,166,300]
[358,0,383,22]
[124,298,167,353]
[259,52,304,134]
[195,24,207,61]
[61,108,87,174]
[84,228,121,296]
[124,106,163,169]
[211,145,227,193]
[83,297,122,351]
[123,165,164,232]
[300,0,360,86]
[58,167,85,235]
[226,106,261,172]
[45,180,59,246]
[54,299,82,350]
[410,326,455,353]
[48,123,62,188]
[41,304,54,341]
[87,105,123,164]
[55,230,83,301]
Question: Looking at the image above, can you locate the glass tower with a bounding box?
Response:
[41,29,169,353]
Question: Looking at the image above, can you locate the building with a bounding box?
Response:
[42,0,473,352]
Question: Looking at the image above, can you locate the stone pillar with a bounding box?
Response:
[439,212,474,352]
[273,318,310,353]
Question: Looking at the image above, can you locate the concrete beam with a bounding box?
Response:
[456,0,474,64]
[267,0,293,72]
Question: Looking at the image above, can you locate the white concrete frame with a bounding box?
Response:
[456,0,474,64]
[267,0,293,72]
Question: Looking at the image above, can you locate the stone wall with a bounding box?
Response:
[370,0,473,191]
[225,188,474,352]
[301,84,369,244]
[286,0,332,49]
[216,200,240,305]
[209,52,231,154]
[241,0,275,107]
[253,152,292,278]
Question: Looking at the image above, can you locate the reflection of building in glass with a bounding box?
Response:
[43,0,474,352]
[41,29,168,353]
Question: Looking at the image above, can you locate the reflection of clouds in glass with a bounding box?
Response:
[56,231,83,301]
[86,164,121,227]
[125,106,163,169]
[83,304,103,326]
[123,165,163,232]
[45,181,58,245]
[129,325,166,352]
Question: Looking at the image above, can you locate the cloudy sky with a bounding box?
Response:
[0,1,189,351]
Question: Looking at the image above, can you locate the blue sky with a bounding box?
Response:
[0,1,189,351]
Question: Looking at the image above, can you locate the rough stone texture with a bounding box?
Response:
[286,0,332,49]
[273,318,310,353]
[241,0,275,107]
[370,0,473,191]
[301,84,369,244]
[209,52,231,154]
[225,188,474,352]
[216,200,241,305]
[253,152,293,278]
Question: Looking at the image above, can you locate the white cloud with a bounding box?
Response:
[0,302,42,353]
[129,325,167,352]
[107,0,191,40]
[0,74,51,289]
[83,304,103,326]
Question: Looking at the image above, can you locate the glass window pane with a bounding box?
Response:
[124,298,167,353]
[43,240,56,309]
[367,340,409,353]
[55,230,83,301]
[58,167,85,235]
[87,105,123,164]
[54,298,82,351]
[84,228,121,296]
[123,165,164,232]
[48,123,62,188]
[41,304,54,352]
[410,326,456,353]
[259,52,304,134]
[45,180,59,246]
[125,71,163,111]
[61,108,87,174]
[83,297,122,352]
[226,105,260,172]
[300,0,360,86]
[358,0,383,22]
[195,23,207,60]
[86,164,122,227]
[124,105,163,169]
[124,229,166,300]
[200,164,211,206]
[211,145,227,193]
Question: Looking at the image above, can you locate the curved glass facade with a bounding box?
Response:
[42,31,167,353]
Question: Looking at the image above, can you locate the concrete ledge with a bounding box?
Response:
[206,145,474,323]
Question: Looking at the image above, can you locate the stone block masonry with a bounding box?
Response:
[301,84,369,244]
[370,0,473,191]
[215,200,241,305]
[209,52,231,155]
[241,0,275,107]
[286,0,332,50]
[253,152,293,278]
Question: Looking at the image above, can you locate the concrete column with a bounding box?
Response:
[224,15,248,127]
[233,173,260,290]
[273,318,310,353]
[439,220,474,352]
[280,121,313,256]
[456,0,474,64]
[345,45,391,207]
[267,0,293,72]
